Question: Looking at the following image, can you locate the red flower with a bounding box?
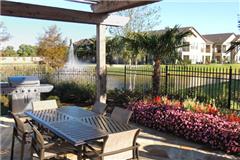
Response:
[153,96,161,104]
[128,100,240,153]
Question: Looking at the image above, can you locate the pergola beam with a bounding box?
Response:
[96,24,107,103]
[1,1,129,26]
[91,0,160,13]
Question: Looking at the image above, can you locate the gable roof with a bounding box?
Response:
[233,35,240,42]
[152,27,192,34]
[202,33,235,44]
[151,26,209,43]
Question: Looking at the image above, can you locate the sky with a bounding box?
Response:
[0,0,239,50]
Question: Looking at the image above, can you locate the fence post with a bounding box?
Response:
[228,66,232,109]
[124,65,127,90]
[165,65,168,95]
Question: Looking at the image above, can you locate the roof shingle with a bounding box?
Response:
[202,33,235,44]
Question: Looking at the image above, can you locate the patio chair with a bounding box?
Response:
[111,107,133,124]
[30,122,77,160]
[10,113,32,160]
[32,100,58,111]
[84,129,140,160]
[32,100,59,138]
[92,102,107,115]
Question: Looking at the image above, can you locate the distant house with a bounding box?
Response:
[178,27,212,64]
[0,57,43,64]
[153,27,212,64]
[74,27,240,65]
[203,33,237,63]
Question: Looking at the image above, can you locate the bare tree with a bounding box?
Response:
[0,22,10,43]
[109,3,161,65]
[109,4,161,36]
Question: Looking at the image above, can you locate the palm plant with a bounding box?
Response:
[123,32,146,65]
[226,41,240,63]
[106,36,125,64]
[142,26,191,96]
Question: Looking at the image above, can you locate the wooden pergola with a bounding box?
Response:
[1,0,159,103]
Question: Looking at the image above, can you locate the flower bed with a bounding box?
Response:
[128,99,240,153]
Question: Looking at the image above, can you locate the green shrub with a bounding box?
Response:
[183,59,192,64]
[46,95,61,107]
[107,89,144,111]
[0,95,9,115]
[48,82,96,105]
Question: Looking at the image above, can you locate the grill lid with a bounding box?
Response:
[8,76,40,87]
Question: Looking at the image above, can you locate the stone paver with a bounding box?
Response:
[0,116,239,160]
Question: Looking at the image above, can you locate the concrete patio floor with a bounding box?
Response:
[0,116,238,160]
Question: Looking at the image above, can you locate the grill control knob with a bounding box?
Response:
[28,90,31,92]
[15,90,18,93]
[34,89,37,92]
[22,90,24,93]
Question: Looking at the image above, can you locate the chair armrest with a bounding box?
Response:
[43,142,56,149]
[84,143,140,159]
[84,144,101,155]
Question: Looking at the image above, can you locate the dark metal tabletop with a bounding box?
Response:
[25,106,134,146]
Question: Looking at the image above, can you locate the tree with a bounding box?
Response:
[123,32,146,65]
[225,14,240,62]
[75,37,125,64]
[75,38,96,62]
[0,46,18,56]
[17,44,37,57]
[37,25,68,69]
[106,36,125,64]
[142,26,191,96]
[226,41,240,63]
[109,4,161,65]
[109,4,161,36]
[0,22,10,43]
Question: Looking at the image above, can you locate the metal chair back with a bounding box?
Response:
[111,107,133,124]
[32,100,58,111]
[31,126,45,157]
[12,114,27,140]
[11,113,31,160]
[102,129,140,160]
[92,102,107,114]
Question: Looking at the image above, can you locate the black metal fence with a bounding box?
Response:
[107,65,240,110]
[1,65,240,109]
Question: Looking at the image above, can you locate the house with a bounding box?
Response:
[203,33,237,63]
[153,27,212,64]
[178,27,212,64]
[75,27,240,65]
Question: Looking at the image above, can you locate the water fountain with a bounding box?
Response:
[55,39,94,82]
[63,39,83,70]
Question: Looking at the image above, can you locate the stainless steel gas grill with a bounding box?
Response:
[0,76,53,114]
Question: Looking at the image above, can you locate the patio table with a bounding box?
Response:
[25,106,134,158]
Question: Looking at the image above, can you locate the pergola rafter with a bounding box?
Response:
[1,1,129,26]
[91,0,159,13]
[66,0,100,5]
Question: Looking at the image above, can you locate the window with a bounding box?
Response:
[183,55,190,60]
[222,45,226,52]
[216,45,222,53]
[206,45,211,53]
[182,42,190,52]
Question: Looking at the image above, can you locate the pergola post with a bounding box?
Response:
[96,24,106,103]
